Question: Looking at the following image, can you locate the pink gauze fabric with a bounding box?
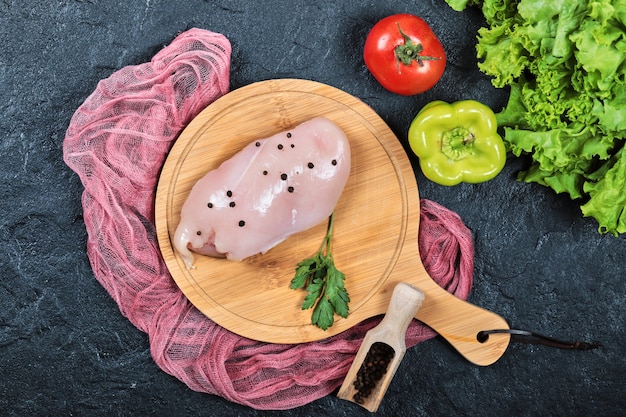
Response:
[62,28,475,410]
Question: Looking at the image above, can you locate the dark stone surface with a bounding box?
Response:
[1,1,624,416]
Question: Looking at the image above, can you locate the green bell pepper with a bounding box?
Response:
[408,100,506,186]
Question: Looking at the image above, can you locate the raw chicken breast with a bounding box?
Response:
[173,117,351,269]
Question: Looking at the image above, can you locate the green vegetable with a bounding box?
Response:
[446,0,626,235]
[290,212,349,331]
[408,100,506,186]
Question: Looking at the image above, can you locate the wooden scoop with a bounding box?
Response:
[337,283,425,412]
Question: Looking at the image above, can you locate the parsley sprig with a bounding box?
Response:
[290,212,349,330]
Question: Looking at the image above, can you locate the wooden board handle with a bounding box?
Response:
[414,276,510,366]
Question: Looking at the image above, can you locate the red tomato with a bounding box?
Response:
[364,14,446,96]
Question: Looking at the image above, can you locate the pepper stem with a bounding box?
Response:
[394,23,440,71]
[441,127,476,161]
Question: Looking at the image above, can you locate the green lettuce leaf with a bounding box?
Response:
[582,148,626,235]
[445,0,475,12]
[445,0,626,235]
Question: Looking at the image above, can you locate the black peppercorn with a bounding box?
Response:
[352,342,395,402]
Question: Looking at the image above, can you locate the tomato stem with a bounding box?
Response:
[394,23,440,70]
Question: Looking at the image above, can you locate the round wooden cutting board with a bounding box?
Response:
[155,79,509,366]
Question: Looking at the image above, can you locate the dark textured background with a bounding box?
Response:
[1,1,624,416]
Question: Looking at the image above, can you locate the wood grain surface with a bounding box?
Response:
[155,79,510,365]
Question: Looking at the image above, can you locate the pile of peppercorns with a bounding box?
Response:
[352,342,395,404]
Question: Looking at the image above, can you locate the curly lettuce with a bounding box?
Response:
[446,0,626,235]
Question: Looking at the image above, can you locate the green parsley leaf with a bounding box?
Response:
[311,297,335,331]
[302,277,324,310]
[290,258,317,289]
[326,265,349,318]
[290,212,350,330]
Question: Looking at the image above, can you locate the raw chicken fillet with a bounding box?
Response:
[173,117,351,269]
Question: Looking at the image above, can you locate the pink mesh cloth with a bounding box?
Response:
[62,28,475,410]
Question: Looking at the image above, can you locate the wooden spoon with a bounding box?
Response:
[337,283,425,412]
